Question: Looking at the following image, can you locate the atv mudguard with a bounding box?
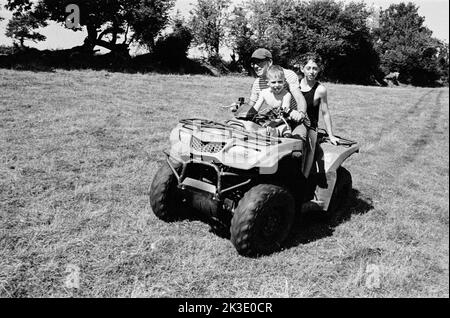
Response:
[308,129,359,211]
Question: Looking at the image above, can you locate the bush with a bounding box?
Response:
[153,19,193,67]
[0,45,19,55]
[373,2,445,87]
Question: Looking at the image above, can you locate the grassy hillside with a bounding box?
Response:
[0,69,448,297]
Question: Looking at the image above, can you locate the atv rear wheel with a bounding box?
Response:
[149,160,185,222]
[327,167,352,226]
[230,184,295,257]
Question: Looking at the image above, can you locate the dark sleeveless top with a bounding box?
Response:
[301,82,320,129]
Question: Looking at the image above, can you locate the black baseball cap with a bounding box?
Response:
[251,48,272,60]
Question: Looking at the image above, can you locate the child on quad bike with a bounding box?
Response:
[252,65,294,138]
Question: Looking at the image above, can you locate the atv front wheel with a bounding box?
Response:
[230,184,295,257]
[149,160,185,222]
[327,167,352,226]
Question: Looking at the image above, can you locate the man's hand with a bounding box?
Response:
[289,110,305,122]
[328,135,339,145]
[230,102,239,112]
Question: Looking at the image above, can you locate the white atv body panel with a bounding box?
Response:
[168,123,302,174]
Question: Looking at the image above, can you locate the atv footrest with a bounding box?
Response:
[301,200,325,213]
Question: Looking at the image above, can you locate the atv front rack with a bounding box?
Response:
[164,151,252,200]
[179,118,281,147]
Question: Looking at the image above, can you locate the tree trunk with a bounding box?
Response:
[83,23,97,51]
[83,22,130,58]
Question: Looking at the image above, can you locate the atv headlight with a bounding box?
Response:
[178,130,191,145]
[169,128,179,145]
[170,128,191,146]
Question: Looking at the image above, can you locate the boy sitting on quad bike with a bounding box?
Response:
[251,65,295,138]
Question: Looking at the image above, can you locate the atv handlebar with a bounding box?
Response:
[252,107,290,121]
[220,103,240,112]
[220,97,246,113]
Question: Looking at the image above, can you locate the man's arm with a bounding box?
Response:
[284,70,307,121]
[319,86,339,145]
[253,92,265,112]
[289,84,307,114]
[248,79,259,107]
[281,92,292,111]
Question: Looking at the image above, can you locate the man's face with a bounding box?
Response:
[251,59,272,77]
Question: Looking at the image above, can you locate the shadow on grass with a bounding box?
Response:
[285,188,374,247]
[166,188,373,256]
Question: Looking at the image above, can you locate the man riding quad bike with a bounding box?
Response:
[149,99,359,257]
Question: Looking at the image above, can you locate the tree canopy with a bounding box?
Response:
[373,2,444,86]
[224,0,382,83]
[6,11,47,47]
[5,0,176,53]
[189,0,231,57]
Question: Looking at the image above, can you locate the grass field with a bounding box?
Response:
[0,69,448,297]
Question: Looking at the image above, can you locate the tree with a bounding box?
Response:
[373,2,442,86]
[124,0,176,51]
[227,5,258,73]
[435,40,449,85]
[285,0,381,83]
[228,0,381,83]
[245,0,297,66]
[153,16,193,66]
[5,12,47,47]
[5,0,175,54]
[322,1,381,83]
[189,0,231,57]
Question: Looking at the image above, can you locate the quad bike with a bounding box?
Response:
[149,98,359,257]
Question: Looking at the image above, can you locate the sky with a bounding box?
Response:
[0,0,448,52]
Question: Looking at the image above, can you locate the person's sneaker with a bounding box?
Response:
[291,150,302,159]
